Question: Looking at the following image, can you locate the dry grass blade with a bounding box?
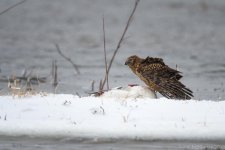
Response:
[101,0,140,90]
[102,16,109,90]
[55,43,80,75]
[0,0,26,16]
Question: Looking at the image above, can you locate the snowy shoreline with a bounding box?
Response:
[0,86,225,141]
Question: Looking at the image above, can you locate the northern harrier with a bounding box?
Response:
[125,55,193,100]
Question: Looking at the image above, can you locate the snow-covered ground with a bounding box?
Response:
[0,86,225,142]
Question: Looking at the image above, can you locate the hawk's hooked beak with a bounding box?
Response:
[125,60,129,65]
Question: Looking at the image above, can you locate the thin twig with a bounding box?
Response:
[101,0,140,90]
[99,79,102,92]
[0,0,27,16]
[75,92,81,98]
[100,106,105,115]
[91,80,95,92]
[102,15,109,90]
[55,43,80,75]
[52,60,58,88]
[35,70,41,90]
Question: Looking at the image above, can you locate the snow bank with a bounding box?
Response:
[0,86,225,141]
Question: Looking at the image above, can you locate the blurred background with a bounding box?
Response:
[0,0,224,100]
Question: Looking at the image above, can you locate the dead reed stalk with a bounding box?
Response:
[100,0,140,91]
[102,16,109,90]
[91,80,95,92]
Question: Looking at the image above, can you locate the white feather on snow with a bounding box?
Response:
[0,86,225,141]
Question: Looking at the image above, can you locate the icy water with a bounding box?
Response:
[0,0,225,100]
[0,136,225,150]
[0,0,225,149]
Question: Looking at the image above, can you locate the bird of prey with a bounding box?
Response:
[125,55,193,100]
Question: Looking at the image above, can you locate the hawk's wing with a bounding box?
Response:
[141,57,182,80]
[137,57,193,99]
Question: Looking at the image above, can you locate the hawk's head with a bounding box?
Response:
[125,55,141,67]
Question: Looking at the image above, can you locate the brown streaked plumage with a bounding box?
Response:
[125,55,193,100]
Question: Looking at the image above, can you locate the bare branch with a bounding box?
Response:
[102,15,109,90]
[54,43,80,75]
[0,0,27,16]
[101,0,140,90]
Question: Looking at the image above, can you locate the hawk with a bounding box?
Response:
[125,55,193,100]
